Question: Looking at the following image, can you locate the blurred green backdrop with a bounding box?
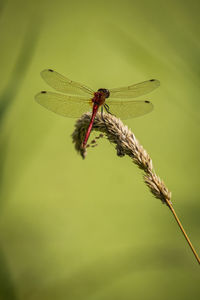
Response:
[0,0,199,299]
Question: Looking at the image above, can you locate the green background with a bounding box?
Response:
[0,0,199,299]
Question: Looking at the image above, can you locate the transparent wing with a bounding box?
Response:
[105,99,153,119]
[41,69,94,96]
[109,79,160,99]
[35,91,92,118]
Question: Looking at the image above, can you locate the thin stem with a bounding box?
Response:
[166,199,200,265]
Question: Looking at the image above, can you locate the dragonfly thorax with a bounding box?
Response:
[97,88,110,98]
[93,89,110,106]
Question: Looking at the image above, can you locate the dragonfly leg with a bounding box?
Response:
[101,106,104,120]
[100,106,106,125]
[104,103,110,114]
[104,104,116,117]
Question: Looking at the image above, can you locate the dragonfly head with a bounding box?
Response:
[97,88,110,98]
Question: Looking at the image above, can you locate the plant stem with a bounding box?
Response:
[166,199,200,265]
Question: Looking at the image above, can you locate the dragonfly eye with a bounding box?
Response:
[97,88,110,98]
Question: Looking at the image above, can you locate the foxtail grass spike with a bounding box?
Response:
[72,112,200,265]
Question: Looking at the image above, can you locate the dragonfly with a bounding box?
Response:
[35,69,160,148]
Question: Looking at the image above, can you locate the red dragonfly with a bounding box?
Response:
[35,69,160,148]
